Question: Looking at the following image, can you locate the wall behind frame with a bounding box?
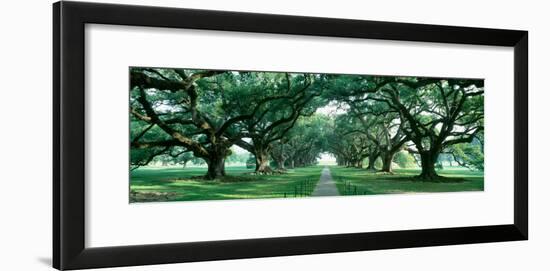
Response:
[0,0,545,270]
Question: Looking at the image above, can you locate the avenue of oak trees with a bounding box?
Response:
[130,68,484,181]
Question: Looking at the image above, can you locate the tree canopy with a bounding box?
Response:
[130,68,484,181]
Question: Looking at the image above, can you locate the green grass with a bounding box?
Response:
[330,166,484,196]
[130,166,323,202]
[130,165,484,203]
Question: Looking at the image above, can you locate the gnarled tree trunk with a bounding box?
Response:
[418,150,439,181]
[205,155,226,180]
[381,151,396,173]
[255,147,273,174]
[276,158,286,170]
[203,143,230,180]
[366,152,379,171]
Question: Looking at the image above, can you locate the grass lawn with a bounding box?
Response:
[330,166,484,196]
[130,166,322,202]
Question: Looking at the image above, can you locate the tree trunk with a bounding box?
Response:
[255,149,273,174]
[345,159,353,167]
[276,158,286,170]
[356,160,363,168]
[381,152,395,173]
[366,152,378,171]
[205,155,225,180]
[295,158,303,168]
[418,151,439,181]
[289,159,295,169]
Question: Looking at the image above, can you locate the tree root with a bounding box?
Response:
[247,168,287,175]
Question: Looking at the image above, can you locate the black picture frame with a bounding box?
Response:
[53,1,528,270]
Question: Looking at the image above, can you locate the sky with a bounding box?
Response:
[315,101,348,116]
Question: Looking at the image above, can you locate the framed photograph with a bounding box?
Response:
[53,1,528,270]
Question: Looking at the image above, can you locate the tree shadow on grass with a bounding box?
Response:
[387,175,467,183]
